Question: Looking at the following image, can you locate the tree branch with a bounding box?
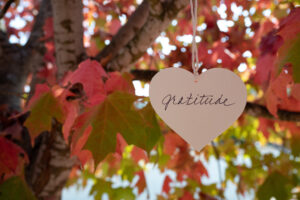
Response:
[131,69,300,122]
[51,0,85,78]
[98,0,189,72]
[0,31,26,111]
[26,0,52,50]
[0,0,15,19]
[24,0,52,75]
[95,0,150,65]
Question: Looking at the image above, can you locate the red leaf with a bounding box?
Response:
[71,125,92,166]
[37,64,57,85]
[41,17,54,40]
[26,84,50,109]
[105,72,134,95]
[278,8,300,40]
[163,132,188,155]
[254,54,275,85]
[108,19,121,34]
[62,101,79,141]
[76,150,92,167]
[265,70,294,116]
[258,118,274,138]
[291,84,300,100]
[179,191,194,200]
[162,175,172,194]
[131,146,149,163]
[86,39,100,57]
[135,170,146,194]
[115,133,127,156]
[62,59,107,106]
[0,137,27,178]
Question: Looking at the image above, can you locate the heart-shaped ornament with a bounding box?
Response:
[149,67,247,150]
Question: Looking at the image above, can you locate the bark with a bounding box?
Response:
[0,31,27,111]
[95,0,150,65]
[0,0,80,199]
[97,0,189,72]
[51,0,85,78]
[25,0,52,74]
[24,0,85,199]
[26,120,76,200]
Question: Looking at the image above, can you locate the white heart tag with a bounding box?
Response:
[149,67,247,150]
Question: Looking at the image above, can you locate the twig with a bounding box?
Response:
[0,0,15,19]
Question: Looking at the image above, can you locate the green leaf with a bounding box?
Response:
[257,171,291,200]
[277,36,300,83]
[83,91,161,164]
[24,92,64,138]
[0,176,36,200]
[90,178,135,200]
[291,134,300,157]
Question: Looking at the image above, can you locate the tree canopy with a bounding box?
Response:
[0,0,300,199]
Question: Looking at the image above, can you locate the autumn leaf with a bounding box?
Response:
[105,72,135,95]
[276,8,300,83]
[254,54,275,85]
[162,175,172,194]
[135,170,146,194]
[90,178,135,200]
[257,171,292,200]
[265,70,294,116]
[77,91,161,165]
[62,59,107,107]
[179,191,194,200]
[258,117,274,138]
[277,36,300,83]
[0,176,36,200]
[24,91,64,139]
[0,137,27,178]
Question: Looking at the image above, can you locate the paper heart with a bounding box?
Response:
[149,67,247,150]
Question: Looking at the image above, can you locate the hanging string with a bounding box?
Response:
[190,0,200,78]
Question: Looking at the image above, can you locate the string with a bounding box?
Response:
[190,0,199,78]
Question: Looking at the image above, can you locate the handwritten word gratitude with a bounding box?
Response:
[162,93,235,111]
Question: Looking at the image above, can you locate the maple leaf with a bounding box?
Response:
[265,70,294,116]
[105,72,135,95]
[291,84,300,100]
[24,91,64,139]
[257,171,291,200]
[26,84,51,108]
[131,146,149,163]
[73,91,161,165]
[108,18,121,34]
[179,191,194,200]
[277,8,300,41]
[135,170,146,194]
[0,176,36,200]
[86,39,100,57]
[62,59,107,107]
[163,132,188,155]
[258,117,274,138]
[0,137,27,179]
[275,8,300,83]
[162,175,172,194]
[90,178,135,200]
[254,54,275,85]
[276,36,300,83]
